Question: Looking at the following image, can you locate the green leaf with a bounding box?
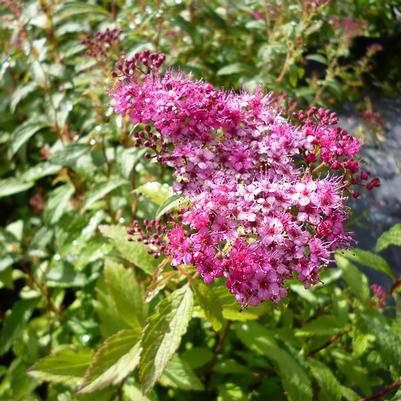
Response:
[308,359,342,401]
[217,383,248,401]
[0,298,38,355]
[340,386,359,401]
[155,194,188,219]
[217,63,247,76]
[360,313,401,371]
[11,117,49,155]
[50,144,91,166]
[22,162,61,182]
[235,321,313,401]
[94,275,130,338]
[10,82,39,112]
[104,259,147,329]
[194,282,224,331]
[84,178,128,210]
[139,286,193,394]
[47,262,88,288]
[305,53,327,65]
[295,315,343,337]
[341,249,394,278]
[335,254,370,301]
[79,329,141,393]
[44,184,75,225]
[135,182,173,206]
[159,354,204,391]
[181,347,213,369]
[123,384,154,401]
[0,178,34,199]
[376,224,401,252]
[29,347,92,385]
[54,3,109,23]
[213,286,270,321]
[99,225,159,274]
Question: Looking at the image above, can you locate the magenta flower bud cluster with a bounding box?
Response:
[111,55,376,306]
[81,28,121,59]
[112,50,166,78]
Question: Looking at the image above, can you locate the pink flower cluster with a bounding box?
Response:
[112,52,377,306]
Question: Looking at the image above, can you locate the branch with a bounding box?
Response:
[308,328,351,356]
[203,320,232,380]
[358,380,401,401]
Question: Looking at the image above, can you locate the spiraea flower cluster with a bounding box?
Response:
[112,51,378,306]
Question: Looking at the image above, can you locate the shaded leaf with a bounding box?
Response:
[0,298,38,355]
[159,354,204,391]
[235,321,313,401]
[309,359,342,401]
[360,313,401,371]
[296,315,343,337]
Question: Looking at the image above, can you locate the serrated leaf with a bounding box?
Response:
[235,321,313,401]
[296,315,343,337]
[155,194,188,219]
[0,178,34,199]
[139,286,193,394]
[50,144,91,166]
[194,282,224,331]
[29,347,92,385]
[376,224,401,252]
[309,359,342,401]
[10,82,39,113]
[335,254,370,301]
[217,63,247,76]
[104,260,147,329]
[135,182,173,206]
[94,275,130,338]
[99,225,159,274]
[159,354,204,391]
[360,313,401,371]
[44,184,75,225]
[79,329,141,393]
[84,178,128,210]
[341,248,393,278]
[0,298,38,355]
